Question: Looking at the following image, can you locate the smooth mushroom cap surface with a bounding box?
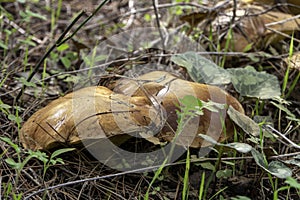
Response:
[20,71,245,150]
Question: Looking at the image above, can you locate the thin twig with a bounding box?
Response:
[83,1,232,31]
[23,165,160,199]
[230,0,237,25]
[19,50,285,85]
[57,0,110,46]
[3,16,44,44]
[16,0,110,103]
[265,125,300,149]
[265,27,300,44]
[266,14,300,27]
[23,146,300,199]
[21,156,230,199]
[123,0,135,29]
[15,10,86,102]
[126,1,231,17]
[152,0,166,50]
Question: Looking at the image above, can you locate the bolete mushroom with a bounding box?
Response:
[20,86,156,150]
[113,71,244,148]
[20,71,244,150]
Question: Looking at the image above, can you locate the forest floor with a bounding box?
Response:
[1,0,300,199]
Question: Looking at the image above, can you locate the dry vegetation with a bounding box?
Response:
[0,0,300,199]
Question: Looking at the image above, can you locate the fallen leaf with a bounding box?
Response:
[251,149,292,179]
[285,52,300,71]
[227,105,260,137]
[171,52,231,85]
[213,2,300,51]
[227,66,281,99]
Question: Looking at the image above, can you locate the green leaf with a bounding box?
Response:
[198,162,215,171]
[251,149,292,179]
[243,42,253,52]
[270,101,295,118]
[225,142,252,153]
[230,196,252,200]
[66,51,77,60]
[51,148,75,159]
[0,136,20,153]
[5,158,21,169]
[201,100,225,112]
[286,116,300,124]
[50,52,59,61]
[0,40,8,50]
[18,77,36,87]
[198,134,252,153]
[24,9,47,20]
[227,106,260,137]
[19,38,36,47]
[285,177,300,189]
[171,52,231,85]
[227,66,281,99]
[63,75,81,84]
[198,134,218,145]
[179,95,201,110]
[8,114,22,124]
[50,157,64,165]
[251,148,268,169]
[144,13,151,22]
[28,150,49,163]
[57,43,69,52]
[283,155,300,167]
[268,161,292,179]
[60,56,71,69]
[247,53,260,62]
[216,168,232,179]
[178,95,204,118]
[0,103,11,109]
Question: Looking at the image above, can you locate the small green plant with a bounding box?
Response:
[27,147,75,178]
[145,95,222,199]
[144,158,168,200]
[274,177,300,199]
[182,149,190,200]
[2,181,23,200]
[282,33,294,98]
[0,137,24,180]
[1,136,74,178]
[0,100,23,128]
[49,0,63,36]
[198,171,206,200]
[49,43,77,70]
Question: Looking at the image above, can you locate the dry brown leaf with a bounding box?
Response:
[180,10,218,31]
[241,0,275,6]
[285,52,300,71]
[241,0,300,15]
[285,0,300,15]
[220,5,300,51]
[182,1,300,51]
[20,71,244,150]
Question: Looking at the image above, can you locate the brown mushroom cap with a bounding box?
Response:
[20,71,244,150]
[114,71,244,148]
[20,86,155,150]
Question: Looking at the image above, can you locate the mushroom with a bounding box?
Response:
[20,71,244,150]
[113,71,244,148]
[20,86,155,150]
